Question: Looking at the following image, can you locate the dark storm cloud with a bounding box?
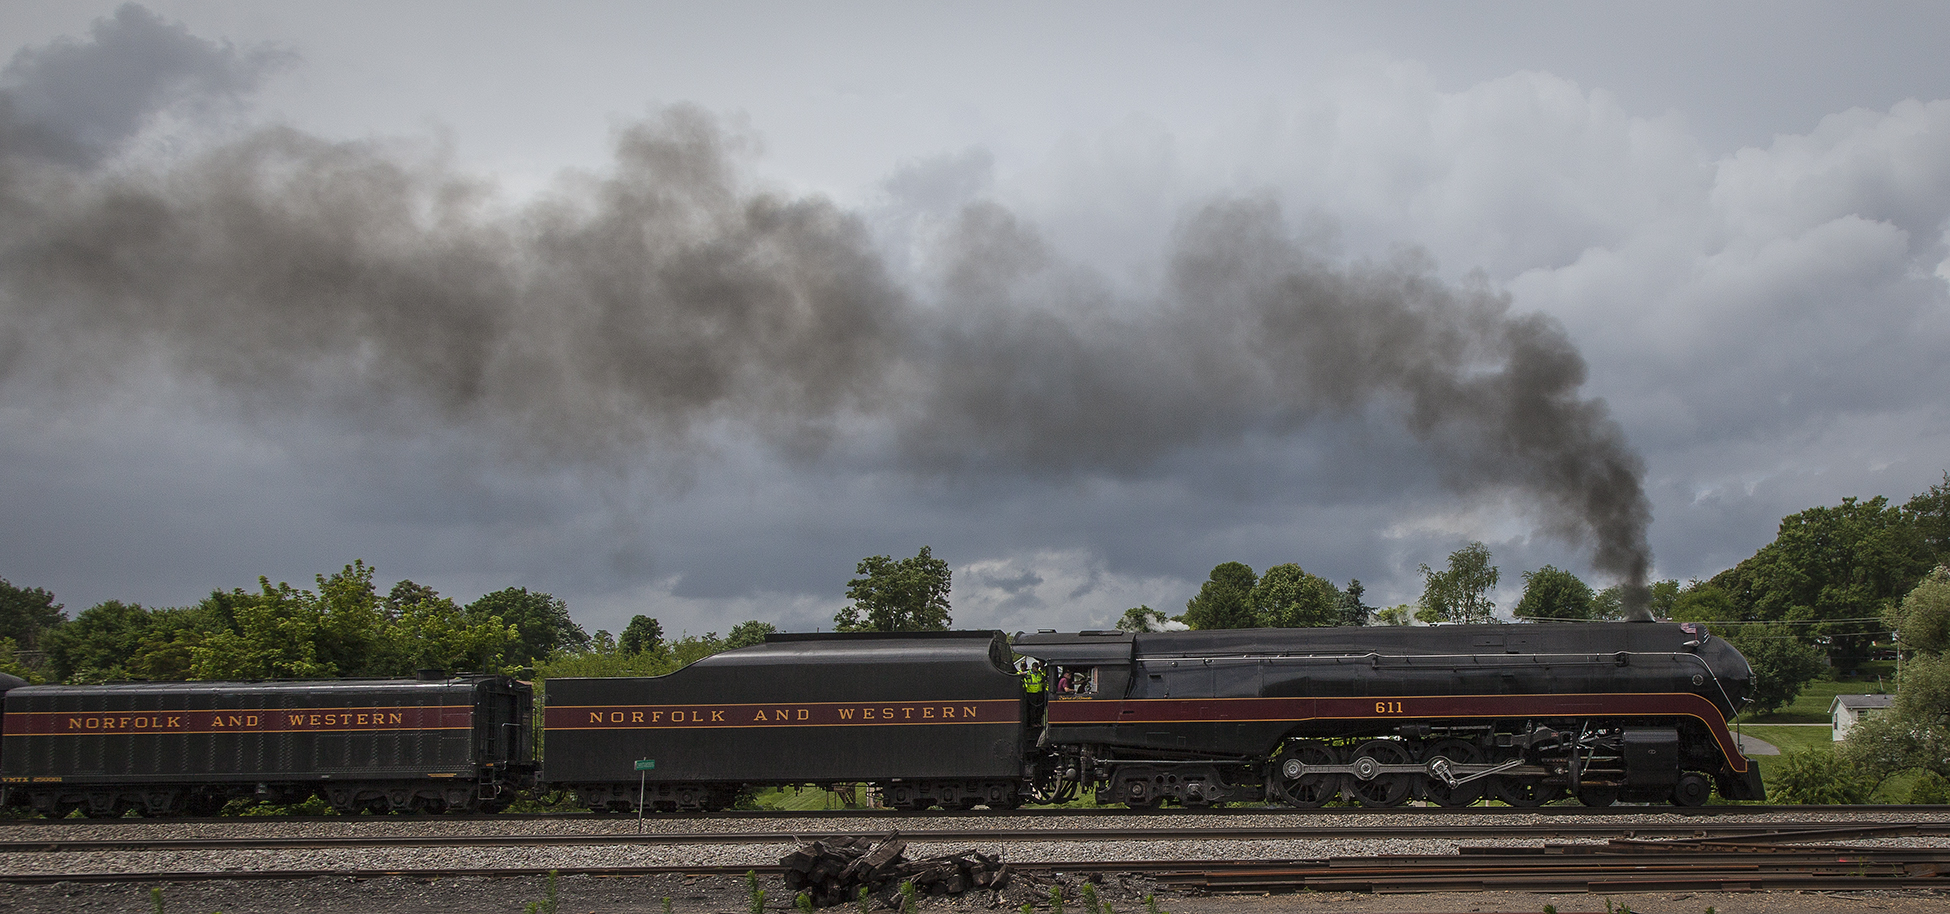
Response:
[910,200,1651,596]
[0,3,290,166]
[0,6,1655,602]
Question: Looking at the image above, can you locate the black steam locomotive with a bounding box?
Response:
[1,621,1763,815]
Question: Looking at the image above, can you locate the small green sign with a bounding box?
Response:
[634,759,656,771]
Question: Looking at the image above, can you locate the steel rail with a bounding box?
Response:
[3,821,1946,854]
[3,846,1948,892]
[8,803,1948,827]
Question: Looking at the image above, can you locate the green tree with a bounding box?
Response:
[1648,579,1681,620]
[1514,565,1595,620]
[386,579,443,616]
[724,620,777,649]
[1671,583,1740,622]
[127,605,226,681]
[834,546,952,632]
[1905,472,1950,565]
[620,615,665,653]
[1337,580,1371,627]
[387,588,518,675]
[1117,605,1169,632]
[1250,564,1341,627]
[1843,653,1950,786]
[467,587,587,667]
[1,637,43,683]
[1375,604,1413,626]
[0,576,64,651]
[312,561,391,676]
[189,579,333,680]
[1182,562,1259,630]
[1710,495,1933,668]
[1886,565,1950,655]
[1418,542,1499,624]
[1844,568,1950,787]
[1724,623,1827,715]
[41,600,151,682]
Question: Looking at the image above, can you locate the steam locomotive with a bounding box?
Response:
[0,621,1763,816]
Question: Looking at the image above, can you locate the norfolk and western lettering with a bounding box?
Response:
[546,699,1020,730]
[3,705,468,736]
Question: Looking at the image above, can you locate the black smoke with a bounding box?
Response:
[0,6,1654,607]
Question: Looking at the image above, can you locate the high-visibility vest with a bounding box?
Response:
[1023,670,1046,694]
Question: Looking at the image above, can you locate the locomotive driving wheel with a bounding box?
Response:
[1576,785,1619,807]
[1419,738,1485,807]
[1344,740,1413,808]
[1271,739,1341,807]
[1491,772,1565,807]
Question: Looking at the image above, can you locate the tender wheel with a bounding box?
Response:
[1420,738,1485,808]
[1492,775,1565,807]
[1670,772,1711,807]
[1271,739,1342,808]
[1122,779,1155,809]
[1344,740,1414,808]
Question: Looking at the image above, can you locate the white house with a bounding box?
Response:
[1830,693,1895,741]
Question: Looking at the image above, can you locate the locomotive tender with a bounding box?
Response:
[0,674,536,816]
[0,621,1764,815]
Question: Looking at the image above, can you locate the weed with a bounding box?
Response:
[664,898,674,914]
[858,886,872,914]
[151,887,164,914]
[747,870,767,914]
[1143,895,1164,914]
[797,892,815,914]
[1081,884,1100,914]
[523,869,559,914]
[900,879,918,914]
[1543,906,1556,914]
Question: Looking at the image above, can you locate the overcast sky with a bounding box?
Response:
[3,2,1947,640]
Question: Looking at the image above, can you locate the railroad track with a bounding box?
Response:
[3,844,1948,893]
[3,821,1947,853]
[8,803,1948,826]
[4,813,1946,895]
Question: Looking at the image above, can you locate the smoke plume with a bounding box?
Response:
[0,6,1654,604]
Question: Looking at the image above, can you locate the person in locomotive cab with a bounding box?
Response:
[1055,668,1072,695]
[1021,660,1047,726]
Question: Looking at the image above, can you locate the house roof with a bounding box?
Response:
[1829,693,1896,713]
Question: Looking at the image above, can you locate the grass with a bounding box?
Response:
[748,785,863,811]
[1736,723,1833,754]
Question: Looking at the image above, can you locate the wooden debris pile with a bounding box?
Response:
[780,832,1011,907]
